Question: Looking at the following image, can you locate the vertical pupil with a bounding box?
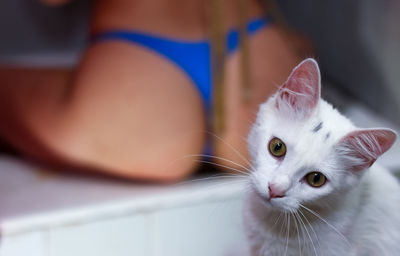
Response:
[274,142,282,151]
[313,173,320,183]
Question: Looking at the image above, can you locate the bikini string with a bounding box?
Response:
[238,0,252,104]
[208,0,226,135]
[208,0,252,136]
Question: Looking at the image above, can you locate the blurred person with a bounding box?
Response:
[0,0,307,181]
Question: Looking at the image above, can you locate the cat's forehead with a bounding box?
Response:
[311,100,355,140]
[259,99,356,155]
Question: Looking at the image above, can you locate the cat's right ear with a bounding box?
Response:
[336,129,397,172]
[275,58,321,118]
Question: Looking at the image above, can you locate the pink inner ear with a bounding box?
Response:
[339,129,397,171]
[277,58,321,115]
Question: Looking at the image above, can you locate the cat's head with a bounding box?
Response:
[248,58,397,212]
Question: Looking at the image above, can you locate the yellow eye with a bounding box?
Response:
[268,137,286,157]
[306,172,327,187]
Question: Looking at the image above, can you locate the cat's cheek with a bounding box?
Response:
[249,173,270,199]
[308,187,337,208]
[339,173,362,191]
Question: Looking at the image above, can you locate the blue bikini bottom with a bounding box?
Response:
[91,18,270,111]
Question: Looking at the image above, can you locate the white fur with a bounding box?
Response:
[243,59,400,256]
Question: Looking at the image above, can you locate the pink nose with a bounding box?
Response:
[268,184,286,198]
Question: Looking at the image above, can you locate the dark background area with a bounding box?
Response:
[0,0,91,65]
[277,0,400,123]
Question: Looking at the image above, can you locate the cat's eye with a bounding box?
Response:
[305,172,327,187]
[268,137,286,158]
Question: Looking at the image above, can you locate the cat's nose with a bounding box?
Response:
[268,183,286,198]
[269,175,290,198]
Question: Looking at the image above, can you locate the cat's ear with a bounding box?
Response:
[336,129,397,171]
[276,58,321,117]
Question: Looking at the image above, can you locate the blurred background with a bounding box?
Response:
[0,0,399,256]
[1,0,399,122]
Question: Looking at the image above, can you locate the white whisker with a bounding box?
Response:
[194,160,249,176]
[297,210,318,256]
[206,131,253,168]
[184,154,252,172]
[270,212,283,231]
[293,211,302,256]
[179,174,246,185]
[295,212,307,254]
[284,212,290,256]
[298,208,321,252]
[299,204,351,249]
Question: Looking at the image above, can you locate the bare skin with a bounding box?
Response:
[0,0,300,181]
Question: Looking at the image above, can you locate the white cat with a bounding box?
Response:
[243,58,400,256]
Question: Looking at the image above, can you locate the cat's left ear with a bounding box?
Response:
[276,58,321,117]
[336,129,397,172]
